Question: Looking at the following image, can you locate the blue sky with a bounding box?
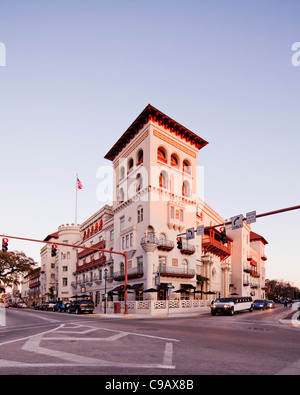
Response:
[0,0,299,287]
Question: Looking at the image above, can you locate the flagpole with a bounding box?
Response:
[75,173,78,226]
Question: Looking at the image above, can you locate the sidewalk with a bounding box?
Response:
[88,307,209,319]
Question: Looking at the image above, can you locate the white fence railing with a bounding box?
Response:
[99,300,211,316]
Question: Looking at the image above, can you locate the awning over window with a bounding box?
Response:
[129,283,143,290]
[180,284,195,290]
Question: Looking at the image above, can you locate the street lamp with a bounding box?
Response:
[104,268,108,314]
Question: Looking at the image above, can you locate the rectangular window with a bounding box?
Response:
[179,209,183,221]
[126,234,129,248]
[120,216,125,231]
[170,206,174,219]
[130,232,133,247]
[137,256,143,271]
[110,230,114,241]
[62,278,68,287]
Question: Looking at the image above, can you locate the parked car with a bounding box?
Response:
[0,302,9,308]
[42,301,56,311]
[53,301,70,312]
[266,300,275,309]
[252,299,268,310]
[17,303,27,308]
[67,299,94,314]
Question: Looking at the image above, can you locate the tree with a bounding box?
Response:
[196,274,209,299]
[0,251,37,292]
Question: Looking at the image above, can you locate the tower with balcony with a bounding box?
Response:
[104,104,209,299]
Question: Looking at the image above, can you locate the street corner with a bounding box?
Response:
[280,310,300,328]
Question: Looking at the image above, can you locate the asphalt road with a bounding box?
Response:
[0,305,299,377]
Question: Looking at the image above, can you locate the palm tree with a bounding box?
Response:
[196,274,209,299]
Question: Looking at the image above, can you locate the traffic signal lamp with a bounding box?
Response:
[176,236,182,250]
[51,244,58,257]
[220,227,227,245]
[2,238,8,252]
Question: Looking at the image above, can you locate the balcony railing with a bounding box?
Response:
[76,255,106,273]
[180,243,196,255]
[157,238,174,251]
[113,266,144,281]
[157,265,195,279]
[202,229,231,260]
[77,240,106,260]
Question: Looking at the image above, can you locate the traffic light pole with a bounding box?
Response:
[177,204,300,235]
[1,234,129,315]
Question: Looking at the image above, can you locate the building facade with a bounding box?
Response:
[40,105,268,308]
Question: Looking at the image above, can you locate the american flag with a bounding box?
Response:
[77,177,83,190]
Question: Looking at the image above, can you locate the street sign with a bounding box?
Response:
[167,283,173,288]
[197,225,205,236]
[186,227,195,240]
[246,210,256,224]
[231,214,243,230]
[81,287,86,293]
[155,275,160,286]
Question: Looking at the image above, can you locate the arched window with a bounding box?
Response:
[182,259,188,274]
[182,180,191,197]
[127,158,134,174]
[146,226,155,242]
[157,147,167,163]
[183,159,191,174]
[170,153,179,168]
[136,173,143,192]
[119,188,124,203]
[137,149,143,165]
[159,233,166,242]
[120,166,125,180]
[159,170,168,189]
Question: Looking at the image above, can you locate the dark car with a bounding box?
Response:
[42,301,56,311]
[67,299,94,314]
[253,299,268,310]
[34,303,44,310]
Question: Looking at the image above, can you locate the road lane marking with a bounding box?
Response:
[0,324,64,347]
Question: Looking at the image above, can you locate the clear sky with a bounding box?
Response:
[0,1,299,287]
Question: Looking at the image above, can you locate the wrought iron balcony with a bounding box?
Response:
[157,265,195,279]
[157,238,174,251]
[113,266,144,281]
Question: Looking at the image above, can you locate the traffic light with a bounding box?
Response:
[51,244,58,257]
[2,238,8,252]
[176,236,182,250]
[220,227,227,245]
